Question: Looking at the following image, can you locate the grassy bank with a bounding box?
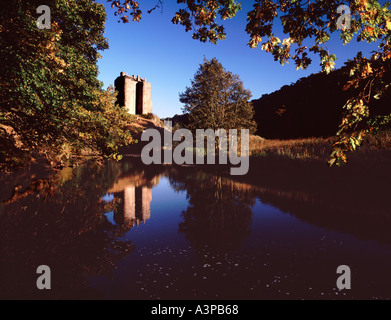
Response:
[249,135,332,161]
[249,130,391,163]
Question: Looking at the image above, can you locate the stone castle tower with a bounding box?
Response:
[114,72,152,115]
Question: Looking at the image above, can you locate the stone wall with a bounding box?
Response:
[124,76,137,115]
[141,81,152,114]
[114,72,152,115]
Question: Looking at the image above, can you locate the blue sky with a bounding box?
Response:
[97,0,379,118]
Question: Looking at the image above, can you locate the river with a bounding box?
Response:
[1,156,391,299]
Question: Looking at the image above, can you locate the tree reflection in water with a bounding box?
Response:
[169,168,257,253]
[0,160,160,299]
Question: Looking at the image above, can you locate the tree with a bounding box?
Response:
[179,58,257,133]
[110,0,391,165]
[0,0,134,170]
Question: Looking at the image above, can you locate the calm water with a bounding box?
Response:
[1,157,391,299]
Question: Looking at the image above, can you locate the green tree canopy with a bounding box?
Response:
[0,0,134,170]
[110,0,391,164]
[179,58,257,133]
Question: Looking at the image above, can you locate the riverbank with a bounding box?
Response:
[2,125,391,203]
[249,130,391,161]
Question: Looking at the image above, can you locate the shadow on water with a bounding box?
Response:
[241,153,391,246]
[1,153,391,299]
[0,160,166,299]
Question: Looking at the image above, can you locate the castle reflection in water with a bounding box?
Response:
[107,171,161,227]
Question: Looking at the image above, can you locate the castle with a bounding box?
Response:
[114,72,152,115]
